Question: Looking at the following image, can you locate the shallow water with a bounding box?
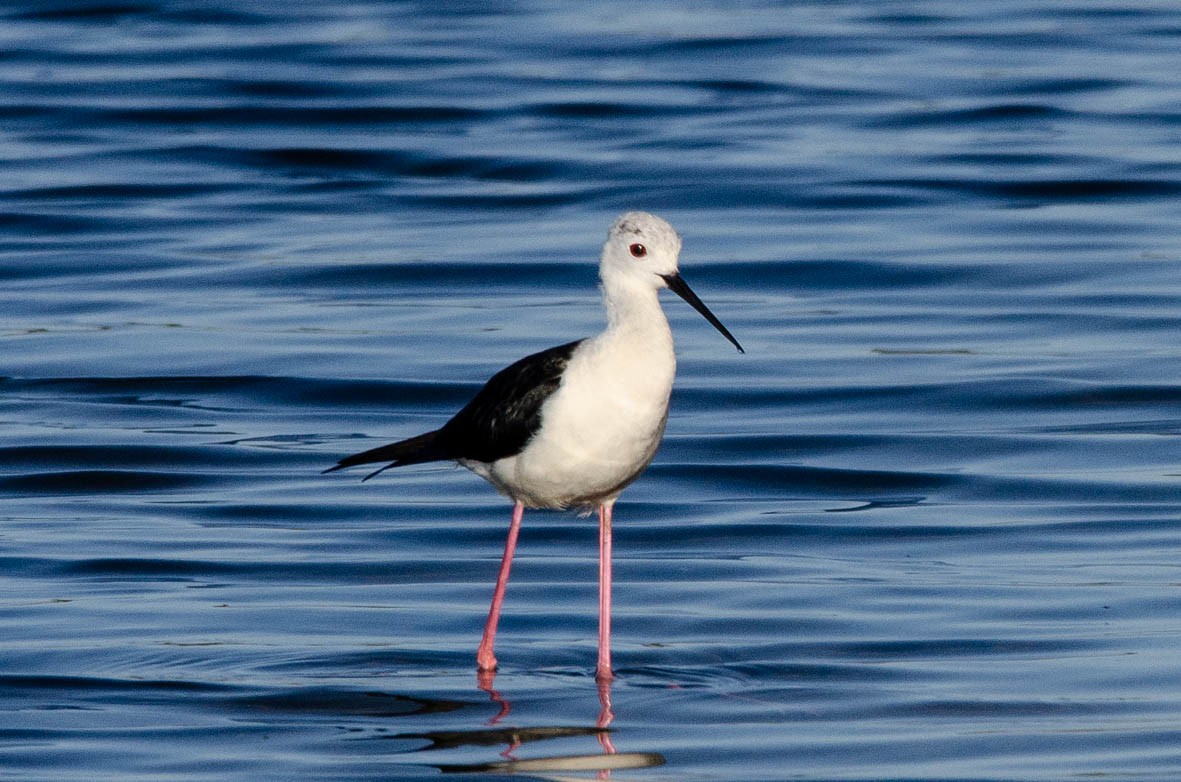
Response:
[3,2,1181,780]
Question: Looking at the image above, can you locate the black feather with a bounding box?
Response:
[326,339,581,478]
[436,339,581,463]
[322,430,444,476]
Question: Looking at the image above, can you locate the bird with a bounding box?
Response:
[325,211,743,682]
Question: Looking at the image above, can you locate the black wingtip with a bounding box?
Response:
[322,459,395,481]
[360,463,396,482]
[323,430,446,480]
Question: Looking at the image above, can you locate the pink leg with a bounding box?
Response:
[477,500,524,673]
[596,501,615,682]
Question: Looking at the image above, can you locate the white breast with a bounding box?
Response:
[482,329,676,510]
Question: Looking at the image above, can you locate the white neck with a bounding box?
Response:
[600,273,674,354]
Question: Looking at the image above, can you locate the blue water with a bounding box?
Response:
[3,2,1181,780]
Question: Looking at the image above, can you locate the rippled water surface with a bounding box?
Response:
[4,2,1181,780]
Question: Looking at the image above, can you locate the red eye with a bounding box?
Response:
[629,243,647,258]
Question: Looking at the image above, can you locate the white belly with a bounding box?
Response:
[469,332,676,510]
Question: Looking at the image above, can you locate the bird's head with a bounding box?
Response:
[600,211,743,354]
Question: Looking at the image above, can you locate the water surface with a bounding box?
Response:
[3,2,1181,780]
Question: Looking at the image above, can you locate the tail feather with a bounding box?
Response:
[323,430,447,480]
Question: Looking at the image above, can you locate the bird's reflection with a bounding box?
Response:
[406,674,663,777]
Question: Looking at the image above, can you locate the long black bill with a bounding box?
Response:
[661,272,744,354]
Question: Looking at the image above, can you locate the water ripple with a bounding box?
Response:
[3,2,1181,780]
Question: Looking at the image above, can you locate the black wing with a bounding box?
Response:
[435,339,582,464]
[325,339,582,479]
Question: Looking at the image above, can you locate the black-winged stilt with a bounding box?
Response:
[326,211,742,682]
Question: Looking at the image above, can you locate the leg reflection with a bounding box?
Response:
[596,677,617,755]
[478,670,511,726]
[426,678,663,776]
